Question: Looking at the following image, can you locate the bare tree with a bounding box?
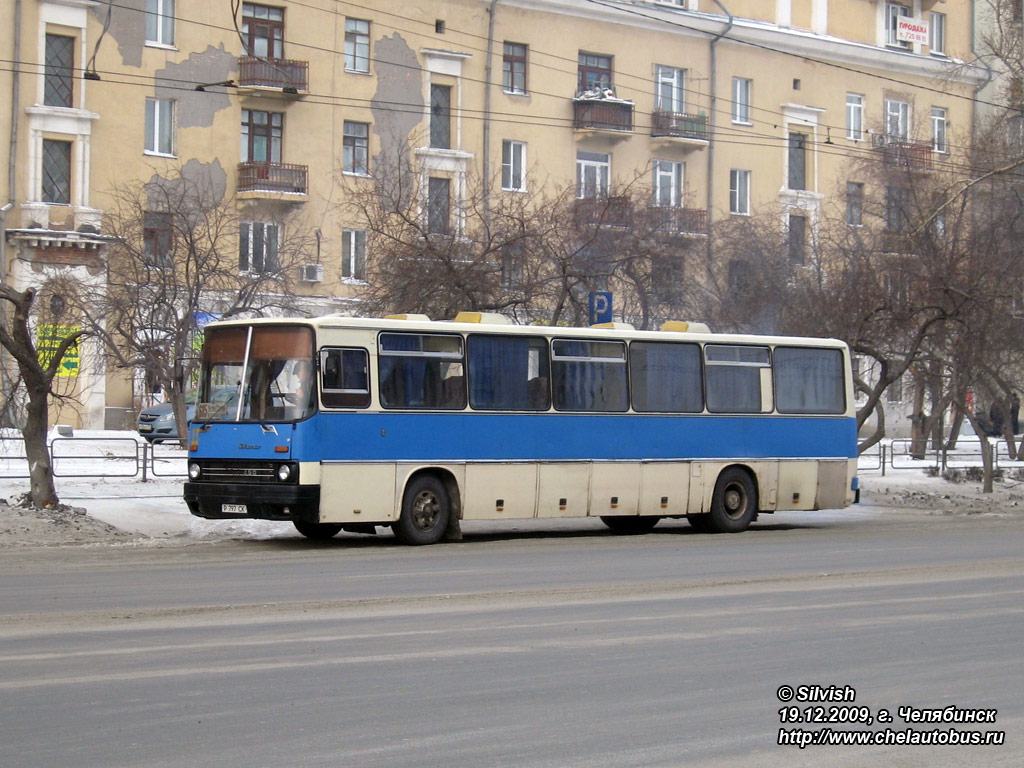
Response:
[0,283,85,507]
[82,163,312,445]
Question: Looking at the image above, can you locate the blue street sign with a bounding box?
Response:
[589,291,613,325]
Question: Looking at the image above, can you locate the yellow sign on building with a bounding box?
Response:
[37,324,80,377]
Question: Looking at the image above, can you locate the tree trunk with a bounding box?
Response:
[946,406,964,450]
[22,388,58,508]
[964,412,994,494]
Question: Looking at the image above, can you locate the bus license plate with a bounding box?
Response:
[222,504,247,515]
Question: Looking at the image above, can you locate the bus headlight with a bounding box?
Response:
[277,463,293,482]
[188,462,201,480]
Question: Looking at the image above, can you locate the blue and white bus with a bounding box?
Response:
[184,313,858,544]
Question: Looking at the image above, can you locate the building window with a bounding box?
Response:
[503,42,527,94]
[655,65,685,113]
[929,12,945,55]
[576,151,610,199]
[788,133,806,190]
[729,169,750,215]
[500,241,524,290]
[143,212,174,267]
[788,214,806,265]
[886,2,910,49]
[342,229,366,280]
[241,109,282,163]
[242,3,284,59]
[846,182,863,227]
[344,18,370,73]
[885,187,910,232]
[885,99,909,140]
[239,221,279,273]
[44,34,74,108]
[145,98,175,156]
[578,52,613,94]
[42,139,72,205]
[502,140,526,191]
[931,107,947,153]
[846,93,864,141]
[887,374,903,402]
[343,121,369,174]
[653,159,683,207]
[145,0,175,47]
[732,77,752,124]
[430,84,451,149]
[427,177,451,235]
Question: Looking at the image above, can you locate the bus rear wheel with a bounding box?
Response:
[708,468,757,533]
[394,475,450,545]
[293,520,343,540]
[600,515,660,534]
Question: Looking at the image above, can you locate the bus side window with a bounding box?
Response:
[320,347,371,408]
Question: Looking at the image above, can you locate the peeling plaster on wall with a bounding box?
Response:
[145,158,228,212]
[371,34,423,165]
[155,46,237,128]
[92,0,146,69]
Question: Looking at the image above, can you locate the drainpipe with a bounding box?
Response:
[706,0,733,265]
[482,0,501,230]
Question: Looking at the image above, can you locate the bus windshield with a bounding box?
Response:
[196,325,316,422]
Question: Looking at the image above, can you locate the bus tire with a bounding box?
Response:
[600,515,660,533]
[293,520,343,540]
[395,475,450,545]
[708,468,757,533]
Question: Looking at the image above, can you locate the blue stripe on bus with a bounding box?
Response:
[191,413,858,462]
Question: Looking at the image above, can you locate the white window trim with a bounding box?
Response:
[885,98,910,140]
[732,77,752,125]
[929,12,946,56]
[144,97,175,157]
[655,65,686,114]
[501,139,526,192]
[576,151,610,199]
[342,228,368,282]
[931,107,948,153]
[239,220,280,274]
[846,93,864,142]
[145,0,176,48]
[729,169,750,215]
[653,159,684,207]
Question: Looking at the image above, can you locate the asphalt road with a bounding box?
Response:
[2,508,1022,768]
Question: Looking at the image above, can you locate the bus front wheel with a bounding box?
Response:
[600,515,660,534]
[394,475,450,545]
[293,520,343,540]
[708,469,757,533]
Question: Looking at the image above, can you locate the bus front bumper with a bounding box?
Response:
[184,482,320,522]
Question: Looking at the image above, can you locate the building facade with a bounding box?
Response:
[1,0,985,428]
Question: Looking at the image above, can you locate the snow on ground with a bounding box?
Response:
[0,428,1021,548]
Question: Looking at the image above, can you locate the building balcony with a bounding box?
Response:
[650,110,709,144]
[573,97,634,134]
[650,206,708,236]
[237,56,308,95]
[880,139,933,171]
[574,196,632,228]
[237,162,308,198]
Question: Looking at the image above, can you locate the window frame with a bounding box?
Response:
[576,151,610,200]
[319,347,371,409]
[342,120,370,175]
[787,132,807,191]
[578,52,613,94]
[846,182,864,227]
[145,97,175,157]
[629,341,703,414]
[773,346,846,415]
[732,77,752,124]
[502,42,527,94]
[241,3,284,59]
[430,83,452,150]
[929,11,945,55]
[931,107,947,153]
[143,211,174,267]
[427,176,451,235]
[501,139,526,192]
[239,220,280,274]
[377,332,467,411]
[344,18,370,73]
[145,0,176,47]
[241,108,283,163]
[653,159,684,208]
[466,334,551,411]
[44,33,75,109]
[551,338,629,413]
[41,139,72,205]
[884,99,910,140]
[703,344,772,414]
[729,169,750,215]
[845,93,864,141]
[655,65,685,113]
[341,228,366,281]
[885,1,911,49]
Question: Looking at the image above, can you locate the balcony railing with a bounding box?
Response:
[651,110,708,142]
[238,56,308,93]
[237,162,308,195]
[651,206,708,236]
[881,140,933,171]
[573,98,634,133]
[574,196,632,228]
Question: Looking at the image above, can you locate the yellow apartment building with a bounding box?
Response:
[0,0,986,428]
